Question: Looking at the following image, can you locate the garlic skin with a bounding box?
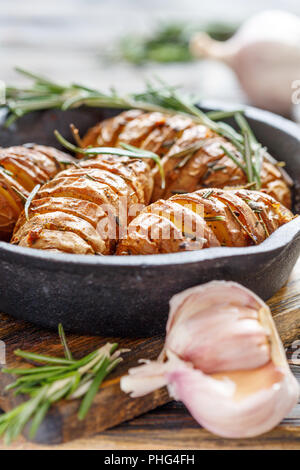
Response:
[165,282,270,373]
[121,360,171,398]
[190,10,300,115]
[120,281,299,438]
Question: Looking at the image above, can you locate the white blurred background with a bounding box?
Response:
[0,0,300,112]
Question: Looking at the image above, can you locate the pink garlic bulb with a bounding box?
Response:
[167,359,298,439]
[190,10,300,115]
[121,281,299,438]
[165,282,270,373]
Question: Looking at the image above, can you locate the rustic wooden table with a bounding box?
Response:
[0,257,299,450]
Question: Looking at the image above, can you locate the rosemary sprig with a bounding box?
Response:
[0,325,125,444]
[233,112,267,189]
[54,130,166,189]
[3,69,269,189]
[116,21,236,65]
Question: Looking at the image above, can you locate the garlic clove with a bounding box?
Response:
[166,281,296,374]
[166,281,264,332]
[165,281,270,373]
[167,360,299,438]
[169,307,270,373]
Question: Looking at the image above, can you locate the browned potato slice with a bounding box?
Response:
[231,189,293,236]
[172,192,251,247]
[80,110,144,148]
[18,229,95,255]
[12,154,154,255]
[201,189,266,245]
[81,111,292,208]
[116,189,294,256]
[0,145,73,240]
[117,199,220,255]
[79,155,153,205]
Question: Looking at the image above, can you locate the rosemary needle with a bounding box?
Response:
[58,323,73,361]
[204,216,226,222]
[11,186,27,204]
[24,184,40,221]
[226,204,258,244]
[119,142,166,189]
[0,166,14,177]
[85,174,98,182]
[202,189,214,199]
[169,141,205,159]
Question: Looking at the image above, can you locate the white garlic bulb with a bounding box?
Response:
[190,10,300,115]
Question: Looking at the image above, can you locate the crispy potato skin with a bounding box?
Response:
[116,189,294,255]
[82,111,292,208]
[9,112,293,256]
[12,155,153,255]
[0,145,73,240]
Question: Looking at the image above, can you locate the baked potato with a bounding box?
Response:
[0,144,73,240]
[116,188,294,255]
[11,154,153,255]
[81,110,292,208]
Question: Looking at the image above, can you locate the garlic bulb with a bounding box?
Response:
[190,10,300,115]
[121,281,299,438]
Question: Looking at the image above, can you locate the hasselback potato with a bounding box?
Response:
[81,110,292,208]
[11,154,153,255]
[116,188,294,255]
[0,144,73,240]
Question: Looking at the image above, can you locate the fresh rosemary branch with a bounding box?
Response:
[3,68,267,189]
[54,130,166,189]
[116,21,237,65]
[0,325,125,444]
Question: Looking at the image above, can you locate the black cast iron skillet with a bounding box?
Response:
[0,103,299,336]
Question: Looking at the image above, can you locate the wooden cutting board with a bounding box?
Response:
[0,257,300,448]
